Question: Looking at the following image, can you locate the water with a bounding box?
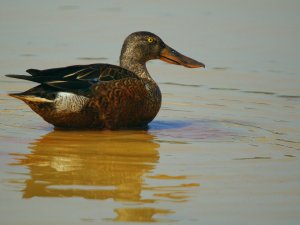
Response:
[1,1,300,224]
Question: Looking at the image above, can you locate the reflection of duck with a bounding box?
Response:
[11,129,199,222]
[113,207,174,222]
[16,130,159,202]
[6,31,204,129]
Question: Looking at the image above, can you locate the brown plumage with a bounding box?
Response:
[5,31,205,129]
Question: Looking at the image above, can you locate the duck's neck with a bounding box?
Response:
[120,55,154,82]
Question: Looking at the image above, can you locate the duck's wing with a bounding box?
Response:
[6,64,138,83]
[6,64,140,95]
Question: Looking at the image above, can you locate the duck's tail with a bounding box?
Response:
[6,74,49,102]
[7,83,56,103]
[5,74,35,82]
[9,93,54,103]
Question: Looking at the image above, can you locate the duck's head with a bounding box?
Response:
[120,31,205,69]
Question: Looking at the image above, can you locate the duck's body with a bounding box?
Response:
[6,32,204,129]
[10,63,161,129]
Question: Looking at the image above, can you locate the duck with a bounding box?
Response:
[6,31,205,129]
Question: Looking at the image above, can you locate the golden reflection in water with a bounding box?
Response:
[10,129,198,222]
[113,207,174,222]
[14,130,159,203]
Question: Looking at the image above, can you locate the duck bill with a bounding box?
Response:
[159,45,205,68]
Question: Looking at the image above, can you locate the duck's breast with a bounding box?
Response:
[90,78,161,129]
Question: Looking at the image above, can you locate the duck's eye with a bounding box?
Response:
[147,37,154,43]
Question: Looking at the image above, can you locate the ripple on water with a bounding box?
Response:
[149,119,300,150]
[161,82,202,87]
[277,95,300,99]
[210,87,240,91]
[77,57,108,61]
[149,120,251,143]
[241,90,276,95]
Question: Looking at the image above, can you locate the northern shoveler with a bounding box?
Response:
[6,31,205,129]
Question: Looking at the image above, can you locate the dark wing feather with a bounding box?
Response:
[26,65,90,77]
[6,63,140,96]
[46,80,92,90]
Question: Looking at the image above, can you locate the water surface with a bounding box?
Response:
[0,1,300,224]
